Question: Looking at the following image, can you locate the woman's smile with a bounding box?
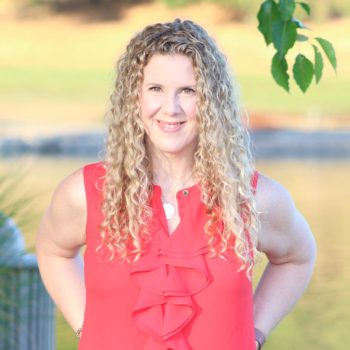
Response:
[140,54,198,156]
[155,120,187,133]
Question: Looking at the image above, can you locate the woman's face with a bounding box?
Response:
[140,54,199,157]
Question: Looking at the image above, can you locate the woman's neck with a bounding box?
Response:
[149,148,196,192]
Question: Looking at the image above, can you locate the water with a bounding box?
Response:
[2,129,350,158]
[0,156,349,349]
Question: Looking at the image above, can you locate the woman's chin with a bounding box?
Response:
[153,144,193,157]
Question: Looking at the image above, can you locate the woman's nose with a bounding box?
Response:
[162,93,181,116]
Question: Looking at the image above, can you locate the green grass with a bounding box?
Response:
[0,65,347,114]
[238,74,350,116]
[1,157,349,349]
[1,10,349,124]
[0,67,112,99]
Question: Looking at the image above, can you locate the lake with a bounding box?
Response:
[0,156,349,350]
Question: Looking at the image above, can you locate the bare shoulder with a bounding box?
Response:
[255,173,316,264]
[51,167,86,214]
[36,167,87,258]
[255,173,295,230]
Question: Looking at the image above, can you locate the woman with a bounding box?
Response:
[36,19,316,350]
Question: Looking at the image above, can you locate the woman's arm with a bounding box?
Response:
[35,168,87,333]
[253,174,317,343]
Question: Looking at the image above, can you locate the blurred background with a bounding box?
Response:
[0,0,349,349]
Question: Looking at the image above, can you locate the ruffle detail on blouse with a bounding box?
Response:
[130,227,210,350]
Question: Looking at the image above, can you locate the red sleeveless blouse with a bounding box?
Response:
[78,162,258,350]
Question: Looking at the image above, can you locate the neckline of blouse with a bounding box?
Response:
[152,182,200,198]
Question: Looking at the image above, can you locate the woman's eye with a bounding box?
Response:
[149,86,162,92]
[182,88,196,94]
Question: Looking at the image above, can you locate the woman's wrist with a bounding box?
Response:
[254,328,266,349]
[75,326,83,339]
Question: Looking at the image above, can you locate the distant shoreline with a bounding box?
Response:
[1,129,350,159]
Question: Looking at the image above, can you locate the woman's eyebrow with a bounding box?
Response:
[144,83,196,88]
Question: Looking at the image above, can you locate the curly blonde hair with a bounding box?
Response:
[101,19,260,274]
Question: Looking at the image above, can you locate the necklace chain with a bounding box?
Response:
[161,172,193,203]
[159,172,194,220]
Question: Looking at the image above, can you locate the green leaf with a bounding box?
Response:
[257,0,280,45]
[296,34,308,41]
[297,1,311,16]
[272,20,298,57]
[312,44,323,83]
[279,0,296,20]
[293,54,314,92]
[271,53,290,92]
[292,17,308,29]
[315,37,337,72]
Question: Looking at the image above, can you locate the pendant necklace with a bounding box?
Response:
[163,202,176,220]
[161,172,194,220]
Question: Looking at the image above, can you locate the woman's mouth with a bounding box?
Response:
[156,120,186,132]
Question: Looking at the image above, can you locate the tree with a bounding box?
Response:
[25,0,337,93]
[257,0,337,93]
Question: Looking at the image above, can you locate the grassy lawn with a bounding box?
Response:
[0,2,349,127]
[1,66,348,118]
[0,67,112,99]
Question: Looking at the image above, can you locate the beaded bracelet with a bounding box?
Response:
[254,328,266,350]
[76,327,83,339]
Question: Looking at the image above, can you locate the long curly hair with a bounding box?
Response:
[100,19,260,274]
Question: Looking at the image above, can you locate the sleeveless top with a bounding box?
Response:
[78,162,258,350]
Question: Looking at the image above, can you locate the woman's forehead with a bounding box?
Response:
[143,54,196,85]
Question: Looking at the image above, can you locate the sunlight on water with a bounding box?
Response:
[0,156,349,349]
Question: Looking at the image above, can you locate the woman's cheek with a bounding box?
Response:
[144,97,162,118]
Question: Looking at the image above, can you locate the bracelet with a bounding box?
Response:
[254,328,266,350]
[76,326,83,339]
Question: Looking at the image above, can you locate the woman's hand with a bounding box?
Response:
[255,340,259,349]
